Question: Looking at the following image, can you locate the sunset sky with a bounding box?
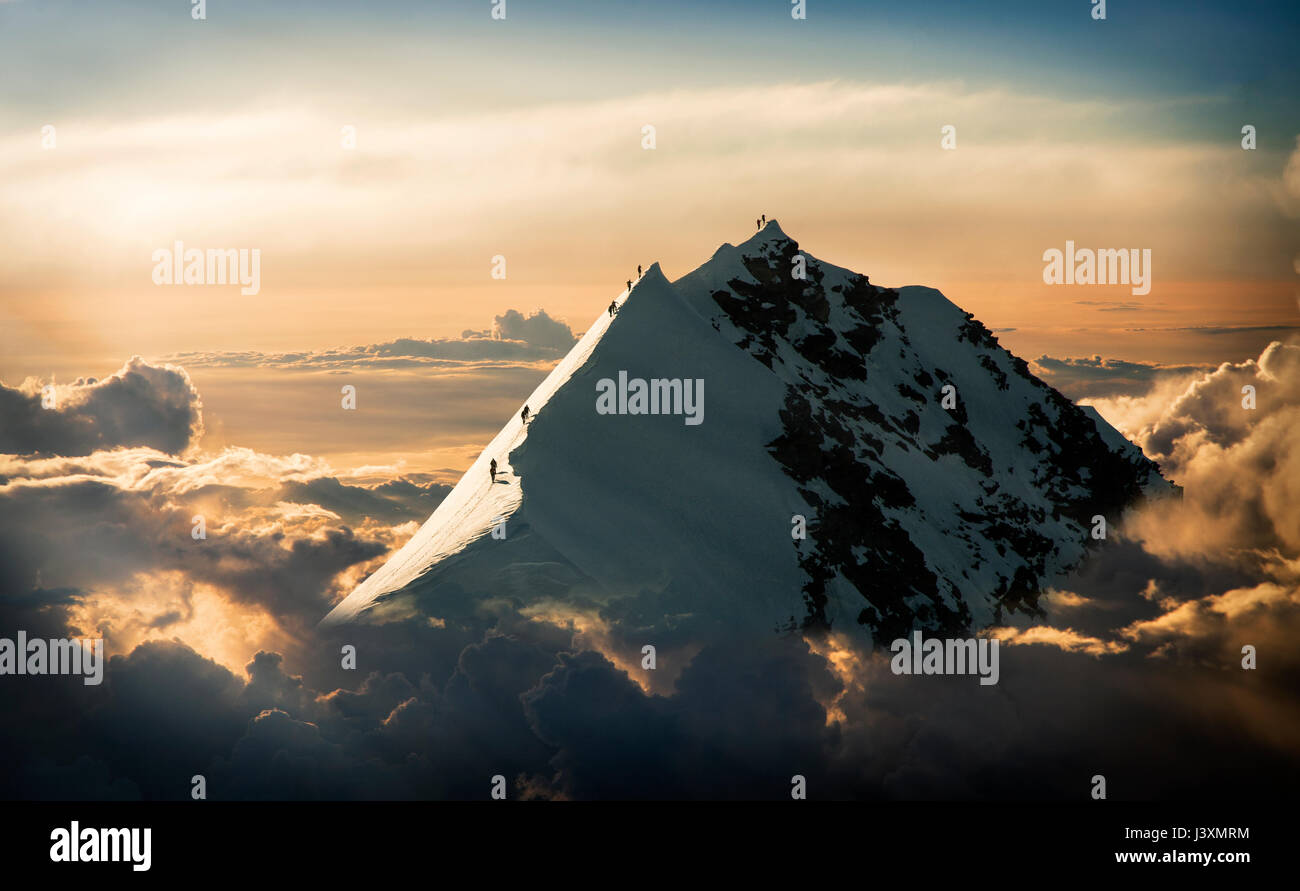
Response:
[1,0,1299,804]
[3,1,1297,468]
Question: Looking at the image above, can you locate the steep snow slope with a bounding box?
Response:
[324,265,804,630]
[322,278,631,624]
[324,222,1172,639]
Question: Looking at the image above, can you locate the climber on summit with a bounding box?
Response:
[637,264,642,277]
[489,458,497,482]
[755,217,760,230]
[521,405,530,424]
[762,214,766,225]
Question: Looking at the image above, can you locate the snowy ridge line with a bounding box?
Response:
[321,275,638,625]
[322,222,1171,639]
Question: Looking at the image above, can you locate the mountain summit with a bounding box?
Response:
[322,222,1172,639]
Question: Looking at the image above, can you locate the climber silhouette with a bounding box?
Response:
[755,217,760,230]
[521,405,530,424]
[626,279,632,291]
[489,458,497,482]
[762,214,766,225]
[637,264,642,277]
[608,300,617,317]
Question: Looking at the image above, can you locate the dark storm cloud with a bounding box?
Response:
[3,577,1297,800]
[523,638,839,800]
[0,357,202,456]
[820,637,1300,800]
[0,630,568,800]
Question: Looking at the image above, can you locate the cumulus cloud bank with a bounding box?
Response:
[2,346,1299,800]
[167,309,577,370]
[485,309,578,355]
[0,357,202,456]
[1089,341,1300,560]
[1031,354,1211,400]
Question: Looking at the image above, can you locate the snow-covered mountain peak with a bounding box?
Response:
[740,218,791,247]
[323,224,1173,639]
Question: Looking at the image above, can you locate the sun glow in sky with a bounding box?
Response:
[2,0,1298,471]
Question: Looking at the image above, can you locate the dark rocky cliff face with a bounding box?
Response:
[692,230,1171,641]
